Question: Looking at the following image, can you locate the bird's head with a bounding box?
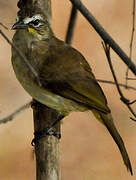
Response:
[12,13,53,39]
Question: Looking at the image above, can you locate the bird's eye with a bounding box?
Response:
[16,16,19,22]
[32,19,40,26]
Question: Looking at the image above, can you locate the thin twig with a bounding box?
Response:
[0,29,41,87]
[102,43,128,100]
[129,99,136,105]
[97,79,136,91]
[0,22,8,30]
[129,0,135,60]
[126,78,136,80]
[69,0,136,75]
[126,0,136,86]
[102,42,136,120]
[0,101,31,124]
[65,4,78,44]
[0,79,135,125]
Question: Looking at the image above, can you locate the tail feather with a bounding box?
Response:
[92,110,133,175]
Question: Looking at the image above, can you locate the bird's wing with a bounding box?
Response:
[39,39,110,113]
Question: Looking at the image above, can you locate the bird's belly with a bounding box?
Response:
[11,55,87,115]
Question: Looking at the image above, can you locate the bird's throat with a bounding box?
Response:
[28,27,36,34]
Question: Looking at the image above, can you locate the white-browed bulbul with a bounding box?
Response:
[11,4,132,174]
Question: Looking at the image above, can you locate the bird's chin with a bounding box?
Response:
[28,27,37,34]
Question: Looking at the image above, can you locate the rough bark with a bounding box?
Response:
[33,101,60,180]
[19,0,61,179]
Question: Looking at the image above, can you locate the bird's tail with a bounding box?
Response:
[92,109,133,175]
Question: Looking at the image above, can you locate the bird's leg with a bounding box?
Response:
[46,114,64,137]
[31,114,64,146]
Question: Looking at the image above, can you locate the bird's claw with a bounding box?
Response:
[31,127,61,146]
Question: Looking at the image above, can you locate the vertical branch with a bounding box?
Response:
[129,0,135,60]
[65,4,78,44]
[125,0,135,86]
[33,102,60,180]
[20,0,61,179]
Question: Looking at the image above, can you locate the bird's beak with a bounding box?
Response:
[12,21,28,30]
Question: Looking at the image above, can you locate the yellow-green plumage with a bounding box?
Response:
[11,13,132,174]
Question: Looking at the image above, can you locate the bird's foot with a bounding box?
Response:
[31,127,61,146]
[31,99,39,109]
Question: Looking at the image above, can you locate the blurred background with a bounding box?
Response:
[0,0,136,179]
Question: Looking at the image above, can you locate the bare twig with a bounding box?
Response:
[126,0,136,86]
[0,79,135,125]
[0,29,41,87]
[0,101,31,124]
[129,99,136,105]
[65,4,78,44]
[97,79,136,91]
[69,0,136,75]
[0,22,8,30]
[126,78,136,80]
[0,78,135,125]
[129,0,135,60]
[102,42,136,120]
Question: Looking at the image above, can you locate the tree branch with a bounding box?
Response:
[23,1,61,179]
[68,0,136,75]
[97,79,136,91]
[102,42,136,121]
[1,1,136,179]
[0,22,8,30]
[0,79,136,125]
[65,4,78,44]
[32,101,60,180]
[126,0,136,86]
[129,0,135,60]
[0,29,41,87]
[0,101,31,124]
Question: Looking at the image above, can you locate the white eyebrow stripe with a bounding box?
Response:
[24,17,33,24]
[23,15,43,24]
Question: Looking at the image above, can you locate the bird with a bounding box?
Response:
[11,9,132,174]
